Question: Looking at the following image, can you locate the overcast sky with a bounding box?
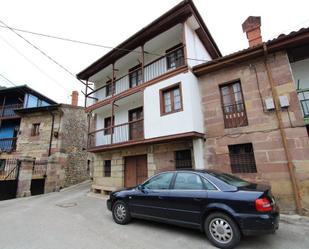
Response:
[0,0,308,105]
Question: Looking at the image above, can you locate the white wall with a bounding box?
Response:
[184,21,211,68]
[144,71,204,139]
[291,58,309,89]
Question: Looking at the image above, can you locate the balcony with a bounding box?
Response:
[0,138,17,152]
[0,104,23,119]
[297,88,309,124]
[88,119,144,149]
[86,44,185,108]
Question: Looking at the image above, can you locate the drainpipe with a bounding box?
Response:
[263,43,302,214]
[48,112,55,157]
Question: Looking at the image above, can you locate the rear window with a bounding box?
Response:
[208,172,250,187]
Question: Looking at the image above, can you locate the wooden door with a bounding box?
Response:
[128,107,144,140]
[124,155,147,188]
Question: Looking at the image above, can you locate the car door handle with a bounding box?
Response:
[194,198,202,202]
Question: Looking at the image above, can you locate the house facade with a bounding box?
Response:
[0,87,90,199]
[193,17,309,213]
[77,0,220,194]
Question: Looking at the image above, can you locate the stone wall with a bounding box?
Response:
[199,51,309,213]
[92,140,192,193]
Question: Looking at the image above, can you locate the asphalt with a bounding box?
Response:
[0,181,308,249]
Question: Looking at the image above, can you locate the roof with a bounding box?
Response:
[0,85,57,104]
[14,104,61,114]
[193,27,309,76]
[77,0,221,80]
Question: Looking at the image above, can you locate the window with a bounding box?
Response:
[104,160,111,177]
[166,44,184,70]
[105,80,114,97]
[104,116,114,135]
[228,143,257,173]
[208,172,250,187]
[160,83,183,115]
[31,123,40,136]
[175,150,192,169]
[0,159,6,172]
[143,172,174,190]
[174,173,204,190]
[220,81,248,128]
[129,64,142,88]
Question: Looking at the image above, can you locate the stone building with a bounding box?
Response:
[193,17,309,213]
[0,87,91,198]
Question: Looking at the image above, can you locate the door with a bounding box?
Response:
[124,155,147,188]
[167,172,209,226]
[128,172,175,219]
[128,107,143,140]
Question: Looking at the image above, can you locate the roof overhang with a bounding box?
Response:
[193,27,309,76]
[77,0,221,80]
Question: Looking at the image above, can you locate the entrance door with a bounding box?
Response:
[124,155,147,188]
[128,107,143,140]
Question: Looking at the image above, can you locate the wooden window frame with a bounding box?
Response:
[166,43,184,70]
[160,82,183,116]
[104,116,114,135]
[219,79,248,129]
[104,160,111,177]
[31,123,40,136]
[129,64,142,88]
[228,143,257,173]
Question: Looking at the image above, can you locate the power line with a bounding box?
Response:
[0,72,18,87]
[0,23,209,63]
[0,33,71,93]
[0,19,87,87]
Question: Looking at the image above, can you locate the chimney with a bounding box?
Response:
[71,91,79,106]
[242,16,262,47]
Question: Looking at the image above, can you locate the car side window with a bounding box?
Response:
[143,172,174,190]
[201,177,217,190]
[173,173,204,190]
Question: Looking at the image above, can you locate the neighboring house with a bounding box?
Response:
[193,17,309,213]
[0,87,90,199]
[77,0,220,194]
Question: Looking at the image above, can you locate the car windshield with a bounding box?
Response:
[208,172,250,187]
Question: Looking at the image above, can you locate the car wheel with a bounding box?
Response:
[204,212,241,249]
[112,200,131,225]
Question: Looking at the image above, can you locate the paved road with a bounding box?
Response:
[0,181,308,249]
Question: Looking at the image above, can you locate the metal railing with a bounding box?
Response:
[86,46,185,107]
[0,138,17,152]
[1,103,23,118]
[32,160,48,178]
[88,119,144,148]
[297,88,309,118]
[0,158,18,180]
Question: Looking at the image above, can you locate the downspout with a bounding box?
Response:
[48,112,55,156]
[263,43,302,214]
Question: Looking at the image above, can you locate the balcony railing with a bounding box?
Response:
[297,88,309,120]
[0,138,17,152]
[88,119,144,148]
[86,46,185,107]
[0,104,23,118]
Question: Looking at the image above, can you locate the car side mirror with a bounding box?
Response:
[137,184,145,192]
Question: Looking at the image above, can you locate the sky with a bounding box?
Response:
[0,0,308,105]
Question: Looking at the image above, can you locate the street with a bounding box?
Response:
[0,181,308,249]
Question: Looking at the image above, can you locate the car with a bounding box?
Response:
[107,170,279,249]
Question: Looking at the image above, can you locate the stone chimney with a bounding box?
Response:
[242,16,262,47]
[71,91,79,106]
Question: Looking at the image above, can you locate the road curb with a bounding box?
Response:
[280,214,309,226]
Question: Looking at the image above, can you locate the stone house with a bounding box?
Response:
[77,0,309,214]
[0,87,91,198]
[193,17,309,213]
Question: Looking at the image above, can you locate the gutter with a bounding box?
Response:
[48,112,55,157]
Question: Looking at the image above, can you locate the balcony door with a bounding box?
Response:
[128,107,143,141]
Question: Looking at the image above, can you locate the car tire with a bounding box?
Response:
[204,212,241,249]
[112,200,131,225]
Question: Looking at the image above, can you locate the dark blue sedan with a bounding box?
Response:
[107,170,279,249]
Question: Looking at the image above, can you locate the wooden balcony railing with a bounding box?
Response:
[86,46,185,107]
[88,119,144,148]
[222,102,248,128]
[0,138,17,152]
[0,104,23,118]
[297,88,309,119]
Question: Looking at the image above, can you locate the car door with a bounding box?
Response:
[167,172,209,226]
[128,172,174,220]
